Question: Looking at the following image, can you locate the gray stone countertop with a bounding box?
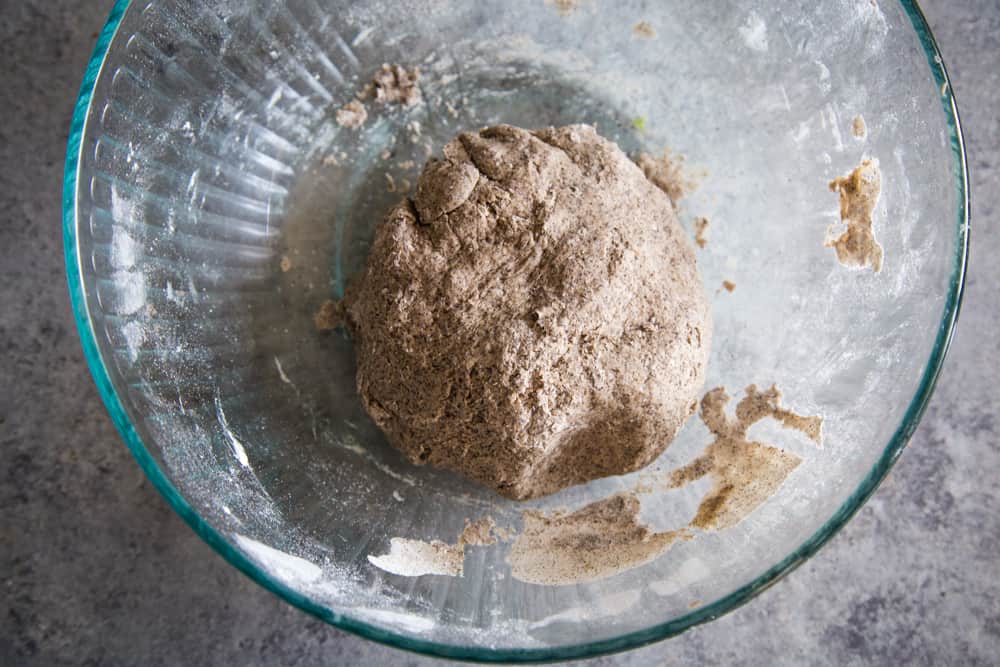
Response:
[2,1,998,664]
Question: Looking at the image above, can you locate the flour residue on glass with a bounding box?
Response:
[738,11,769,53]
[234,534,323,584]
[368,516,498,577]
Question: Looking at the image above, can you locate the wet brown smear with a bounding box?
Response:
[693,217,709,248]
[633,21,656,38]
[636,149,696,208]
[506,493,690,586]
[825,158,883,272]
[314,299,344,331]
[668,385,823,531]
[546,0,580,16]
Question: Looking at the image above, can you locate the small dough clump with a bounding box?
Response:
[345,124,711,499]
[370,64,421,107]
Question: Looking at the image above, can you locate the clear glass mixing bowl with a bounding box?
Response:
[64,0,968,661]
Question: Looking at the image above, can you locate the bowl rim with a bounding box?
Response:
[63,0,970,662]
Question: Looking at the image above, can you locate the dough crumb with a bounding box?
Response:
[335,99,367,129]
[667,385,823,530]
[314,299,345,331]
[506,492,690,585]
[722,280,735,292]
[279,255,292,272]
[633,21,656,38]
[826,158,883,272]
[694,216,709,248]
[371,64,422,107]
[636,149,696,207]
[356,82,374,101]
[852,115,867,139]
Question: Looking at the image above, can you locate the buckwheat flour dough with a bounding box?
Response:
[344,124,711,500]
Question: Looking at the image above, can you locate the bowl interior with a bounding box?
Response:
[67,0,965,659]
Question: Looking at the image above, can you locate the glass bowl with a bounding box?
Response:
[64,0,968,661]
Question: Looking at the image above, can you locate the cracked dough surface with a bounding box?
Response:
[344,124,711,500]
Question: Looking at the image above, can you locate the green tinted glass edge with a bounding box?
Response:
[63,0,969,662]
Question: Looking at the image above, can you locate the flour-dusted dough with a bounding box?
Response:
[345,124,711,499]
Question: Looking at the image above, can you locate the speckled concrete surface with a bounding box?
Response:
[1,1,997,665]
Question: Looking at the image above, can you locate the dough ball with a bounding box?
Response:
[344,124,711,500]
